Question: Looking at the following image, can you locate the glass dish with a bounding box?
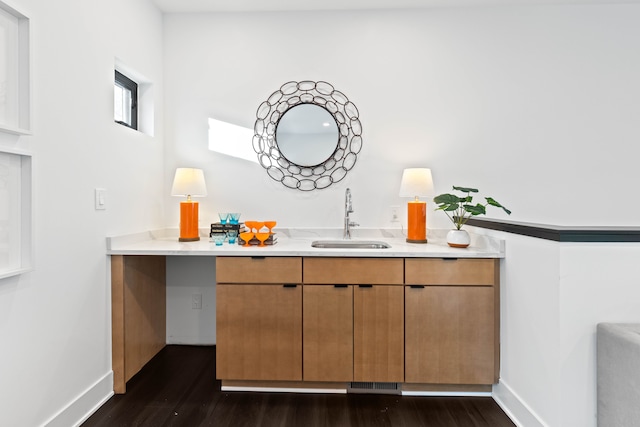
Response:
[212,234,226,246]
[228,213,241,225]
[239,232,254,247]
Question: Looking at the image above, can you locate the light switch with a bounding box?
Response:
[95,188,107,210]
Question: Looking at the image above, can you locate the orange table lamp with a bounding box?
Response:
[399,168,434,244]
[171,168,207,242]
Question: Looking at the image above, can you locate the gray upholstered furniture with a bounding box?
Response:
[597,323,640,426]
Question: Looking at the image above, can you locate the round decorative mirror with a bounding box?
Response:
[253,80,363,191]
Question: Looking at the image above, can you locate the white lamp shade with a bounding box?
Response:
[171,168,207,197]
[399,168,434,199]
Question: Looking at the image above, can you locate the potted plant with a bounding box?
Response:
[433,186,511,248]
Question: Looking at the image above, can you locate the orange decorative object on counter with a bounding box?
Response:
[239,232,254,247]
[179,200,200,242]
[264,221,277,233]
[255,232,270,246]
[406,200,427,243]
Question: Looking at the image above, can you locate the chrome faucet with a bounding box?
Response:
[343,188,359,239]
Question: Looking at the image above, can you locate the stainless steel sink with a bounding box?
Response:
[311,240,391,249]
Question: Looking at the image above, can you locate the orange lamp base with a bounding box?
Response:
[406,200,428,244]
[179,201,200,242]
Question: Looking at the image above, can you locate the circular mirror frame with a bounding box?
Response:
[253,80,363,191]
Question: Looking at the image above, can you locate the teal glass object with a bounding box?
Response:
[229,212,241,225]
[218,213,229,224]
[227,230,238,244]
[212,234,225,246]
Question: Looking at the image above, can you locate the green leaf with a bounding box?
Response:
[485,197,512,215]
[453,186,478,193]
[464,204,486,215]
[433,193,460,204]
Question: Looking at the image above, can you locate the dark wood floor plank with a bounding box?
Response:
[83,346,515,427]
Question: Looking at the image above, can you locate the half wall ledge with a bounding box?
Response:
[466,218,640,243]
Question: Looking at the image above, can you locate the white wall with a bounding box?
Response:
[491,233,562,426]
[0,0,164,425]
[163,5,640,230]
[163,5,640,427]
[474,226,640,427]
[166,256,216,344]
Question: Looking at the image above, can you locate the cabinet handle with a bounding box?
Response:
[334,284,348,288]
[442,258,458,261]
[409,285,425,289]
[283,284,297,288]
[251,256,266,260]
[359,284,373,288]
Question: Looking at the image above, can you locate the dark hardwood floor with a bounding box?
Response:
[82,346,515,427]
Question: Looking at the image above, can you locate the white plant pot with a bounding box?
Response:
[446,229,470,248]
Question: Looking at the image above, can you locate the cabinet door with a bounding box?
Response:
[405,285,495,384]
[303,285,353,382]
[354,285,404,382]
[216,283,302,381]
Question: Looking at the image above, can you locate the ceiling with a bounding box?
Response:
[151,0,639,13]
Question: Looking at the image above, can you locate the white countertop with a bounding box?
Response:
[107,228,504,258]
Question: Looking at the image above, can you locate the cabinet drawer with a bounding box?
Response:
[216,257,302,284]
[303,257,404,284]
[405,258,497,286]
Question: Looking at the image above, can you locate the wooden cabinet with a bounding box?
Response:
[215,256,499,388]
[111,255,166,394]
[216,257,303,381]
[303,258,404,382]
[404,258,499,385]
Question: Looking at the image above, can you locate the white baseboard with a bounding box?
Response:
[221,385,347,394]
[42,371,113,427]
[166,336,215,345]
[492,380,548,427]
[403,390,492,397]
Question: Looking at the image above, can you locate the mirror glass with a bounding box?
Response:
[275,104,338,167]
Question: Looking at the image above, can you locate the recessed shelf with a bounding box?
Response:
[0,147,33,279]
[0,1,31,135]
[0,124,32,136]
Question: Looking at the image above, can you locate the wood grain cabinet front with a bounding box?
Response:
[404,258,499,385]
[303,258,404,383]
[216,257,303,381]
[354,284,404,382]
[215,256,499,388]
[216,256,302,284]
[303,284,353,382]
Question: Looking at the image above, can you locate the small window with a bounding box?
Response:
[114,70,138,130]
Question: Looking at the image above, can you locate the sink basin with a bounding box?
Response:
[311,240,391,249]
